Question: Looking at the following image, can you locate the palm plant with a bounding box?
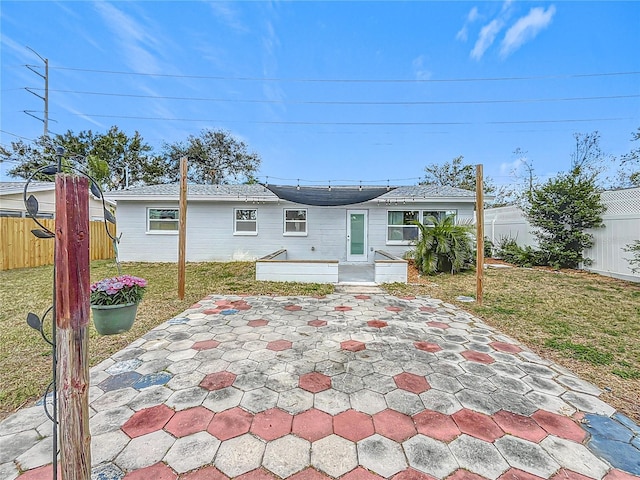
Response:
[410,214,475,275]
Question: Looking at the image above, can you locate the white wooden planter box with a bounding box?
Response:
[374,250,408,283]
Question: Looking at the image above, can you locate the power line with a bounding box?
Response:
[32,88,640,106]
[39,65,640,83]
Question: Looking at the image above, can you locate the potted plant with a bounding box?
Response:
[90,275,147,335]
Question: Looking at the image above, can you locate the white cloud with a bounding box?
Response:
[500,5,556,58]
[412,55,432,81]
[470,19,504,60]
[456,6,479,42]
[209,2,248,33]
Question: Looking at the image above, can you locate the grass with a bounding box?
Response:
[385,264,640,423]
[0,260,332,418]
[1,260,638,423]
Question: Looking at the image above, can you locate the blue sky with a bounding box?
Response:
[1,1,638,187]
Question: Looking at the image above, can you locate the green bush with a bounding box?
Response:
[623,240,640,273]
[495,235,544,267]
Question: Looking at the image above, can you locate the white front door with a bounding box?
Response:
[347,210,368,262]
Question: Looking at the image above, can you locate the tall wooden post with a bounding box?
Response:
[55,174,91,479]
[178,157,188,300]
[476,165,484,305]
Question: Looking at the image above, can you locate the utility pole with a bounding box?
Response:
[25,47,49,136]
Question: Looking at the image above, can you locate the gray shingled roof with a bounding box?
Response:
[0,181,55,195]
[106,183,475,200]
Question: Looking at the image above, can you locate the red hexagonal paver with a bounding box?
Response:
[200,371,236,391]
[399,296,416,300]
[122,404,174,438]
[550,470,593,480]
[163,405,214,438]
[288,468,333,480]
[342,466,385,480]
[426,321,449,329]
[341,340,366,352]
[308,319,328,327]
[419,306,438,313]
[492,410,547,443]
[203,308,223,314]
[414,341,442,353]
[192,340,220,351]
[498,468,545,480]
[335,305,352,311]
[452,409,504,442]
[299,372,332,393]
[394,372,430,394]
[603,470,640,480]
[123,462,177,480]
[367,320,388,328]
[531,410,587,443]
[372,409,417,442]
[181,466,229,480]
[292,408,334,442]
[489,341,523,353]
[385,306,403,312]
[447,470,488,480]
[267,339,293,351]
[285,304,302,311]
[413,410,461,442]
[461,350,495,364]
[392,469,437,480]
[207,407,253,440]
[232,301,252,311]
[248,319,269,327]
[333,409,375,442]
[17,464,61,480]
[354,295,371,300]
[234,469,278,480]
[251,408,293,441]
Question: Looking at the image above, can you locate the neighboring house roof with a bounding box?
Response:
[105,183,476,203]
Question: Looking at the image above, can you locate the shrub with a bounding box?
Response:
[495,235,544,268]
[623,240,640,273]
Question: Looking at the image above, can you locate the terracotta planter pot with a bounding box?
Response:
[91,302,138,335]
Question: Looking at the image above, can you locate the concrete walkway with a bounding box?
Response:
[1,293,639,479]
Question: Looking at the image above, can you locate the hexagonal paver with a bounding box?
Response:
[251,408,293,441]
[394,373,430,394]
[540,436,610,478]
[452,409,504,442]
[200,372,237,391]
[427,321,449,329]
[403,434,458,478]
[333,409,375,442]
[461,350,495,364]
[492,410,548,443]
[335,306,352,311]
[308,320,328,327]
[121,404,175,438]
[358,434,408,477]
[207,407,253,440]
[241,387,279,413]
[267,340,293,351]
[415,342,442,353]
[531,410,587,443]
[263,434,311,478]
[115,430,175,470]
[248,319,269,327]
[350,389,387,415]
[163,431,220,473]
[497,469,546,480]
[203,387,243,413]
[392,468,438,480]
[311,434,358,477]
[386,306,403,312]
[341,340,366,352]
[292,408,334,442]
[215,433,266,477]
[314,389,351,415]
[449,435,510,479]
[278,388,314,415]
[119,461,176,480]
[192,340,220,351]
[163,405,214,438]
[494,435,560,478]
[300,372,332,393]
[180,466,229,480]
[367,320,388,328]
[447,470,486,480]
[285,305,303,311]
[413,410,461,442]
[372,409,417,442]
[490,342,523,354]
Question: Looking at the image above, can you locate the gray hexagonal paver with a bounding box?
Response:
[114,430,175,471]
[311,434,358,477]
[164,431,220,473]
[495,435,559,478]
[540,435,609,478]
[166,386,207,410]
[263,434,311,477]
[91,429,129,466]
[215,433,266,477]
[385,389,424,416]
[419,390,463,415]
[403,434,458,478]
[277,388,314,414]
[350,389,387,415]
[314,389,351,415]
[358,434,407,477]
[449,435,509,479]
[240,387,279,413]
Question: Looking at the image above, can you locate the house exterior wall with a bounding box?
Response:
[115,199,475,263]
[0,190,111,220]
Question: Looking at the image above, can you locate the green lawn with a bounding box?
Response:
[1,260,638,423]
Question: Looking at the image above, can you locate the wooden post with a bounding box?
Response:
[476,164,484,305]
[55,174,91,479]
[178,157,187,299]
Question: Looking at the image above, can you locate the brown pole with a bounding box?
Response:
[55,174,91,479]
[476,164,484,305]
[178,157,188,299]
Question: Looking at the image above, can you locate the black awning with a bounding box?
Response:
[263,184,395,206]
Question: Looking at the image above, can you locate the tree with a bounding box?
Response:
[615,127,640,188]
[3,126,166,189]
[421,156,496,196]
[162,129,261,184]
[524,134,606,269]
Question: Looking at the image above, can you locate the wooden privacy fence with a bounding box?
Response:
[0,217,115,271]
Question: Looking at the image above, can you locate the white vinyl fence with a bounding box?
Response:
[484,187,640,282]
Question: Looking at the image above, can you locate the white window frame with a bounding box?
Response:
[147,207,179,234]
[283,208,307,236]
[422,210,458,226]
[234,208,258,235]
[386,210,420,245]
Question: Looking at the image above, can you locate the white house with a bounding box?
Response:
[106,183,477,266]
[0,181,115,221]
